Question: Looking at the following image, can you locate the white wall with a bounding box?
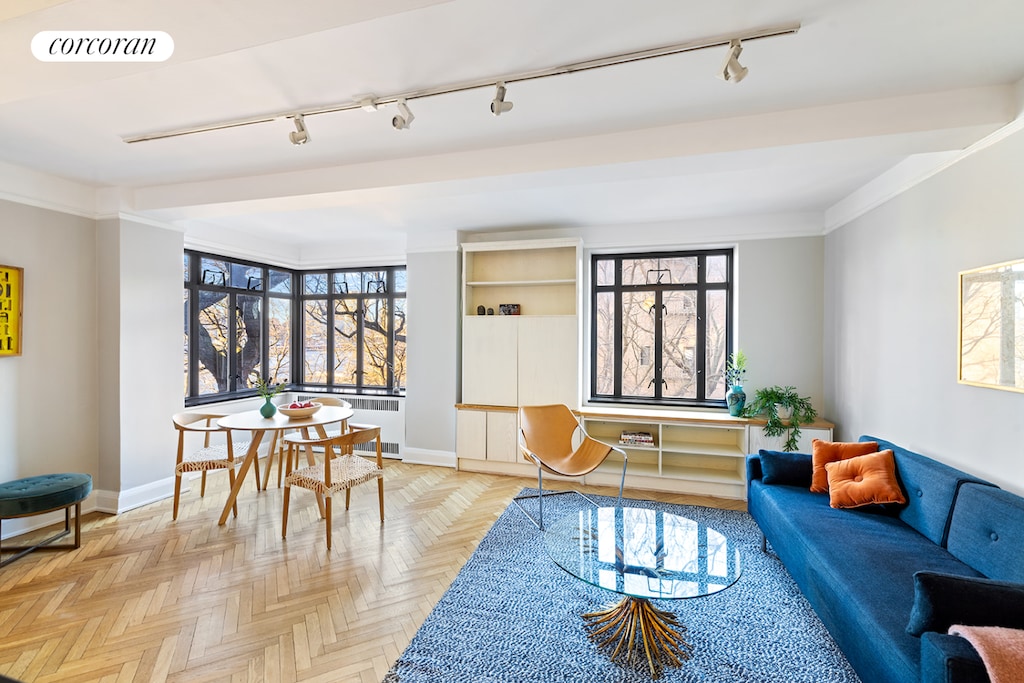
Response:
[825,127,1024,494]
[737,236,825,410]
[0,200,99,535]
[118,220,184,491]
[403,248,460,462]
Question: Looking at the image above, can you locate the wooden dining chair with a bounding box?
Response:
[281,425,384,550]
[515,404,628,530]
[171,411,259,520]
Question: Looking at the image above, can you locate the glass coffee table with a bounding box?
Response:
[545,506,742,678]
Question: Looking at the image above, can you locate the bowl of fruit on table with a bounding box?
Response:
[278,400,322,418]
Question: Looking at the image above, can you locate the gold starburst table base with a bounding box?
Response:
[583,596,693,678]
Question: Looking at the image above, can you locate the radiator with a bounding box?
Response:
[297,394,405,459]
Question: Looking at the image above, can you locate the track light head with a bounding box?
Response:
[392,98,414,130]
[718,39,748,83]
[490,81,513,116]
[288,114,309,145]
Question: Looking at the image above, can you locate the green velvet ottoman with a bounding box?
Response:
[0,473,92,568]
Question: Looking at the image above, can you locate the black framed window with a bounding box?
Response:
[298,267,406,393]
[590,249,732,407]
[184,251,405,405]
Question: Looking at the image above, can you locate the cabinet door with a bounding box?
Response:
[462,317,518,405]
[486,411,519,462]
[456,410,487,461]
[517,316,578,408]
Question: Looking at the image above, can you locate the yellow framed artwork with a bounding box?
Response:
[0,265,23,356]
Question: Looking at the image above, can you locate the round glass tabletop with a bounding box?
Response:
[544,506,742,600]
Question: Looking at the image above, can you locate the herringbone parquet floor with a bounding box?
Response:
[0,461,744,683]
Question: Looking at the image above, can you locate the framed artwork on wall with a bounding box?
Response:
[958,258,1024,393]
[0,265,22,357]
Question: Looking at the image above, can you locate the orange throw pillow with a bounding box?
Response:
[824,450,907,509]
[810,439,880,493]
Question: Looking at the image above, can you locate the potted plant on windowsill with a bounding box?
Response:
[742,385,817,451]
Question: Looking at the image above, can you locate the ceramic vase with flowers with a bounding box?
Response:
[725,350,748,417]
[255,376,284,418]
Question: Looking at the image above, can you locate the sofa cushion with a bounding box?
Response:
[906,571,1024,636]
[862,436,991,547]
[825,449,907,509]
[810,439,879,492]
[946,483,1024,582]
[758,449,812,487]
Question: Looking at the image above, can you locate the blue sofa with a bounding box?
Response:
[746,435,1024,683]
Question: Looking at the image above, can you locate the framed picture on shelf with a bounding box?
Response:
[499,303,520,315]
[0,265,23,356]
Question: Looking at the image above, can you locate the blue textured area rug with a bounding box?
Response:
[383,491,861,683]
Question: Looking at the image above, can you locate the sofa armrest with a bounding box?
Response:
[746,453,763,483]
[920,632,989,683]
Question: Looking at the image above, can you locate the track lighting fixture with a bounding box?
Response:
[718,39,748,83]
[392,98,414,130]
[490,81,513,116]
[288,114,309,145]
[123,23,798,143]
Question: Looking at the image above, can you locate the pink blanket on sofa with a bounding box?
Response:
[949,624,1024,683]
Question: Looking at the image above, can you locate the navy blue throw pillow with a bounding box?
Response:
[758,449,812,487]
[906,571,1024,637]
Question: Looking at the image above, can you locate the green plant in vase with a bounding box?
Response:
[742,385,817,451]
[724,350,748,417]
[254,376,284,418]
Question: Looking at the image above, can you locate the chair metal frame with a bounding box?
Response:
[513,404,628,530]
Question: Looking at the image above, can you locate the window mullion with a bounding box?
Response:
[653,289,664,399]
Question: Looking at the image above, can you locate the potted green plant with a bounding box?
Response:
[724,350,748,417]
[742,385,817,451]
[254,376,284,418]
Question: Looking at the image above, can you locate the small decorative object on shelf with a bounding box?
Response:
[724,349,748,417]
[477,305,486,315]
[742,385,817,451]
[499,303,521,315]
[487,307,494,315]
[619,430,654,446]
[254,376,284,418]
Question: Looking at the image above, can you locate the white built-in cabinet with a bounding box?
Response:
[460,238,581,408]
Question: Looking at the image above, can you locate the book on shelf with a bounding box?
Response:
[619,430,654,446]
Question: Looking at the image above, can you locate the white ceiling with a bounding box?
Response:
[1,0,1023,265]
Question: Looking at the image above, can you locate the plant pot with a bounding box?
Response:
[775,404,793,421]
[726,384,746,417]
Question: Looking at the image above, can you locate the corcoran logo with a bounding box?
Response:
[31,31,174,62]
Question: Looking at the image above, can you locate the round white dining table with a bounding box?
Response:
[215,405,353,526]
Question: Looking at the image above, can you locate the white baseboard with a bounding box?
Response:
[100,477,179,514]
[402,447,456,468]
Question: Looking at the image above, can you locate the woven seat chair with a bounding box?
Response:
[171,411,257,520]
[282,424,384,549]
[263,397,353,489]
[515,404,628,530]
